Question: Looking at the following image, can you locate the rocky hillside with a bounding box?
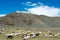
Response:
[0,12,60,28]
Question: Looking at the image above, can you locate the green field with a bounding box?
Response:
[0,28,60,40]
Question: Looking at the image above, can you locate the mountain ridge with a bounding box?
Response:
[0,12,60,28]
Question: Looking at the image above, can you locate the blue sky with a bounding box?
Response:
[0,0,60,17]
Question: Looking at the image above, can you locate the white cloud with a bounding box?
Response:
[30,3,37,6]
[0,14,6,17]
[21,2,60,17]
[22,2,37,6]
[25,3,37,6]
[26,4,60,17]
[21,2,31,5]
[16,10,30,13]
[26,2,31,4]
[38,2,44,6]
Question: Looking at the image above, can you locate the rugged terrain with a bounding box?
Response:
[0,12,60,28]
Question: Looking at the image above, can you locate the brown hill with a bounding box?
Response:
[0,12,60,28]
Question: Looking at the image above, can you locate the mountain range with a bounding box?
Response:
[0,12,60,28]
